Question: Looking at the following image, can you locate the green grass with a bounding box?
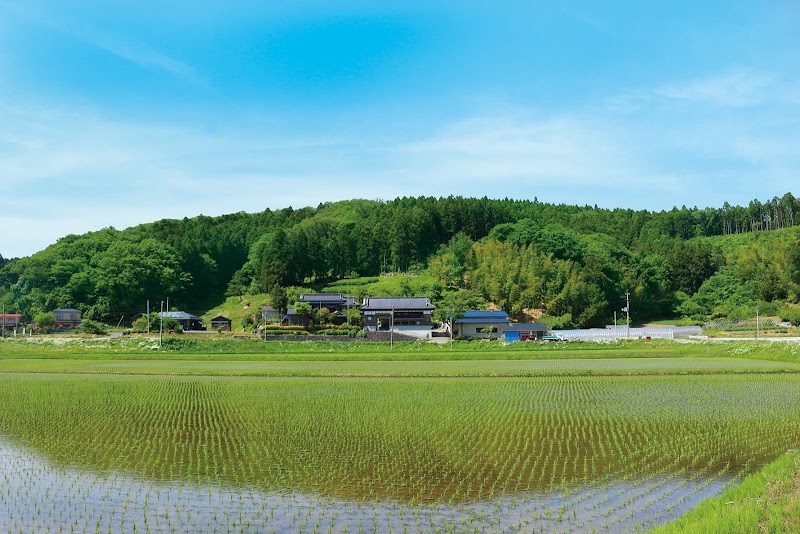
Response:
[4,335,800,364]
[319,272,439,296]
[653,452,800,533]
[2,357,800,377]
[200,293,273,331]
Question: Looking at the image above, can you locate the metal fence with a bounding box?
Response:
[551,326,702,342]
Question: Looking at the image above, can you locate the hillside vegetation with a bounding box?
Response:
[2,194,800,328]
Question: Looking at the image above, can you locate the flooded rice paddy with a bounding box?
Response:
[1,371,799,532]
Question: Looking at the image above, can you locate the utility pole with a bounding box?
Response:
[756,305,760,339]
[390,307,394,349]
[2,303,5,339]
[146,300,150,334]
[159,301,164,348]
[450,310,453,350]
[622,292,630,339]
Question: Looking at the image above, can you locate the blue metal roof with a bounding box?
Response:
[463,310,509,318]
[456,318,510,324]
[456,310,510,324]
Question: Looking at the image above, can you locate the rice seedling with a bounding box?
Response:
[0,360,798,532]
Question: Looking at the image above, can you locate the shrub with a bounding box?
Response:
[160,337,198,350]
[780,307,800,327]
[34,312,55,329]
[79,320,107,335]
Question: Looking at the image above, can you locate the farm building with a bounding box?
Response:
[0,314,22,328]
[284,306,310,327]
[361,297,435,338]
[299,293,357,312]
[53,308,82,328]
[299,293,358,325]
[501,323,549,342]
[454,310,511,337]
[210,316,232,331]
[158,311,205,331]
[261,305,281,323]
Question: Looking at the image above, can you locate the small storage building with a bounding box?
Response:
[158,311,205,331]
[210,315,232,331]
[454,310,511,337]
[53,308,82,328]
[501,323,549,342]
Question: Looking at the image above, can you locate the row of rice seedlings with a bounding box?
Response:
[1,372,800,531]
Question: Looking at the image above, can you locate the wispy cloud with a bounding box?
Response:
[654,68,774,107]
[4,2,202,84]
[394,115,635,185]
[606,68,779,112]
[86,33,202,84]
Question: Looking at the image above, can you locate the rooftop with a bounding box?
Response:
[360,297,434,311]
[502,323,549,332]
[158,311,202,321]
[456,310,510,324]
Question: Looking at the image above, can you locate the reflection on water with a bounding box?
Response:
[0,437,730,533]
[1,374,800,531]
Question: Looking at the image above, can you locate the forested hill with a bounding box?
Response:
[2,194,800,327]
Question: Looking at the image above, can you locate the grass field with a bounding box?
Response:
[2,356,800,377]
[0,338,799,532]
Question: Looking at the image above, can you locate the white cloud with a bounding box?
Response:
[654,68,775,108]
[393,115,634,184]
[4,2,202,84]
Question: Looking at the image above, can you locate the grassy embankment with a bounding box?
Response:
[653,451,800,533]
[3,335,800,363]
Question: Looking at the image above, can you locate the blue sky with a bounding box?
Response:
[1,1,799,258]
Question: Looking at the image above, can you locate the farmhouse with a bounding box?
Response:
[361,297,435,338]
[210,315,232,331]
[454,310,511,338]
[501,323,549,342]
[0,314,22,328]
[158,311,205,331]
[53,308,82,328]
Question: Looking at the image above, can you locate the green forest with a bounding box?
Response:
[3,193,800,328]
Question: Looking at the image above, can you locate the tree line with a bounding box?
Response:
[2,194,800,326]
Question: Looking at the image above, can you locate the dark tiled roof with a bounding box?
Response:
[502,323,549,332]
[360,297,434,311]
[158,311,202,321]
[53,308,81,313]
[210,316,231,322]
[300,293,345,303]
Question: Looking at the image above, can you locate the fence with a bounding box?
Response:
[551,326,702,342]
[703,319,777,330]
